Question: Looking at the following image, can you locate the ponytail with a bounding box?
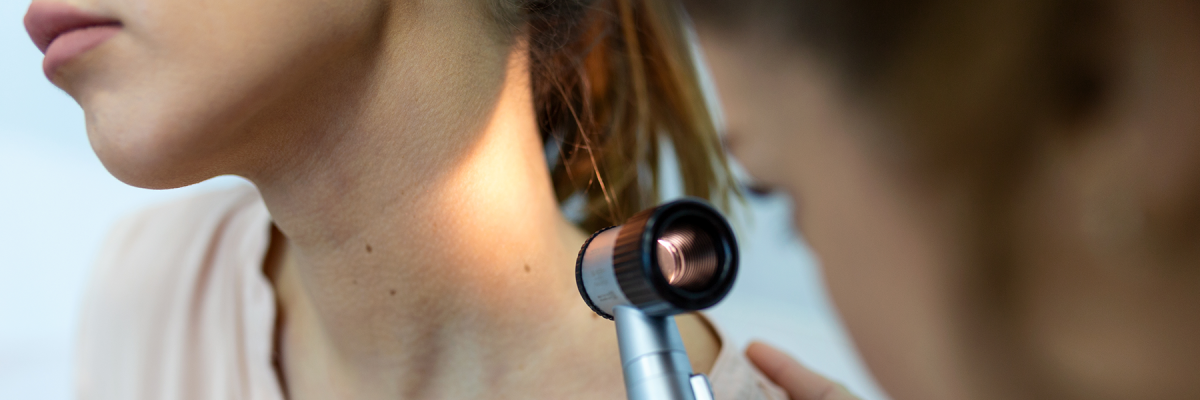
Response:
[521,0,738,231]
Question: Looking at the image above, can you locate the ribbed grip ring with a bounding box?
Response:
[610,208,667,310]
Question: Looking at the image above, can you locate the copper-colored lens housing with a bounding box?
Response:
[655,223,719,291]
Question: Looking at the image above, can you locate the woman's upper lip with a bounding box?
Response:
[24,2,121,54]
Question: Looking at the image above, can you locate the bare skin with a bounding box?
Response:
[257,42,627,399]
[34,0,719,398]
[259,46,715,398]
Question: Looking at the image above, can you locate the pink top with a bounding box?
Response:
[76,183,785,400]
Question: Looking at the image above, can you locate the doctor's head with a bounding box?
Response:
[687,1,1200,399]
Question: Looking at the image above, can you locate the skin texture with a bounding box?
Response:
[37,0,721,398]
[693,0,1200,399]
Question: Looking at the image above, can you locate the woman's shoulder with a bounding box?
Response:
[77,182,281,399]
[103,182,265,247]
[695,313,790,400]
[86,183,270,297]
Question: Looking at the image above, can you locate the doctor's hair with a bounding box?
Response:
[685,0,1116,134]
[688,0,1121,367]
[493,0,738,232]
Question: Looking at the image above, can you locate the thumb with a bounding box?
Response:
[746,341,861,400]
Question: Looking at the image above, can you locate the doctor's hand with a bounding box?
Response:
[747,341,862,400]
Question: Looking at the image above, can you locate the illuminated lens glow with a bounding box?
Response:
[655,225,718,291]
[657,239,685,283]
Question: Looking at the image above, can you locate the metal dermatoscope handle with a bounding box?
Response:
[575,198,737,400]
[615,305,715,400]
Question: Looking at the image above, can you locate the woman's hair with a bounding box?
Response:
[493,0,738,232]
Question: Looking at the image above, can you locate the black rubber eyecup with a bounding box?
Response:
[612,198,739,315]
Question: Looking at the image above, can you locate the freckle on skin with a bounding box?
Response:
[524,263,531,273]
[365,244,372,253]
[390,289,396,296]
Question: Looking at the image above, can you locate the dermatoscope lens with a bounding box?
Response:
[575,198,738,318]
[655,221,718,291]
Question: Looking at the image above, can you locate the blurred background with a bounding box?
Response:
[0,1,886,398]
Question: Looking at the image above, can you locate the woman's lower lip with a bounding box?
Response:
[42,24,121,79]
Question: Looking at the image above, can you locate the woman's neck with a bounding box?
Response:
[249,17,625,399]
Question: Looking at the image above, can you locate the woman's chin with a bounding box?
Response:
[96,152,217,190]
[80,91,260,190]
[87,125,229,190]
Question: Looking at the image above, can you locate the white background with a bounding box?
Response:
[0,1,887,398]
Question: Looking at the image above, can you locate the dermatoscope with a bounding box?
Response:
[576,198,739,400]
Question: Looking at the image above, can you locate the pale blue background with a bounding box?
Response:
[0,1,887,399]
